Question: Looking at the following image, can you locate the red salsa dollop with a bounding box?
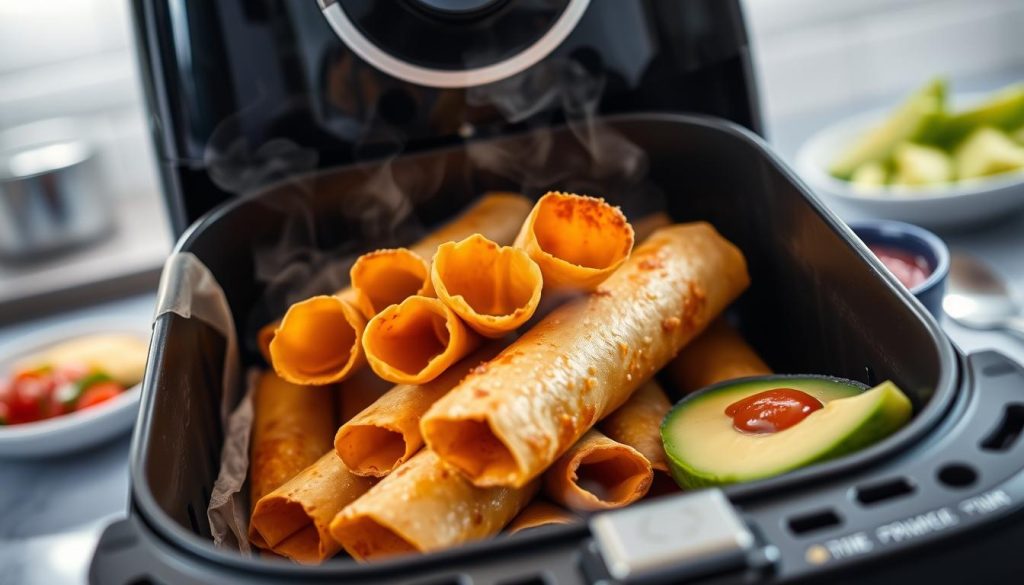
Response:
[868,244,931,290]
[725,388,823,434]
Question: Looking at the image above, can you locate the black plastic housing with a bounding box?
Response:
[88,115,1003,585]
[130,0,762,234]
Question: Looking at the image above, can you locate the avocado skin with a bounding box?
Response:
[663,381,912,489]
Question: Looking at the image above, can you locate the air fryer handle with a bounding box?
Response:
[89,517,205,585]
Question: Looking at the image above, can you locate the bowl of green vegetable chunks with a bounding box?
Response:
[797,79,1024,229]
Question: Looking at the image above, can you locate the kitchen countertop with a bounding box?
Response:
[2,71,1024,585]
[0,194,170,326]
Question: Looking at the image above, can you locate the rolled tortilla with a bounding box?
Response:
[666,318,771,393]
[247,373,335,549]
[408,192,533,258]
[336,343,504,477]
[268,291,367,386]
[506,500,576,534]
[599,380,672,473]
[250,452,375,564]
[363,296,481,385]
[544,430,653,511]
[262,193,532,376]
[422,223,750,488]
[513,191,634,291]
[349,248,432,320]
[249,373,337,509]
[329,450,538,561]
[431,234,543,338]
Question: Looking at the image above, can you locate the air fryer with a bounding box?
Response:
[93,1,1024,584]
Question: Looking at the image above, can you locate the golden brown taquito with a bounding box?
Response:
[268,290,366,386]
[406,192,533,258]
[544,430,653,511]
[422,223,750,488]
[513,191,634,291]
[329,450,537,561]
[247,373,336,549]
[337,343,504,477]
[506,500,576,534]
[666,318,771,393]
[599,380,672,473]
[337,369,393,425]
[431,234,543,338]
[349,248,432,320]
[363,296,481,385]
[262,193,532,377]
[250,452,375,564]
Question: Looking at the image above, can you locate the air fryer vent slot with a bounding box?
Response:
[496,577,549,585]
[981,404,1024,452]
[787,509,841,535]
[855,477,915,506]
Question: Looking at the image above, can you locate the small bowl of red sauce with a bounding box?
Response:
[849,220,950,319]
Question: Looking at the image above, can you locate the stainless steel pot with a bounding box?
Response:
[0,118,114,260]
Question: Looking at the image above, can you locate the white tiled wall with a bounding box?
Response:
[743,0,1024,124]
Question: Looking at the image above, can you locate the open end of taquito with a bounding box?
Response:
[514,192,634,291]
[269,295,367,385]
[599,380,672,473]
[250,452,375,564]
[362,296,480,385]
[337,343,506,477]
[257,321,278,364]
[506,500,576,535]
[420,417,519,483]
[431,234,542,338]
[330,450,537,562]
[251,499,330,564]
[544,431,653,511]
[337,424,406,478]
[350,248,431,319]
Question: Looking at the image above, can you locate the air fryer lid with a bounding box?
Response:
[319,0,590,87]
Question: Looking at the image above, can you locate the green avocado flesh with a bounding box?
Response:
[830,79,946,179]
[661,377,912,489]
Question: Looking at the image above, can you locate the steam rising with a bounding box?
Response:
[203,58,662,356]
[467,59,659,212]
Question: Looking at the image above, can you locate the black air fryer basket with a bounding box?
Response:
[90,114,1024,585]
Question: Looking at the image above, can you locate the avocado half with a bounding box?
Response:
[661,376,912,489]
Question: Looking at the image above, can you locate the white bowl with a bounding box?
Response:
[0,318,150,458]
[795,97,1024,230]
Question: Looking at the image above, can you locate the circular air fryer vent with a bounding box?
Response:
[318,0,590,88]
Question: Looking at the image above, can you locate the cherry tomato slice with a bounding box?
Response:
[76,382,123,410]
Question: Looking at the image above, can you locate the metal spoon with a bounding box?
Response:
[943,252,1024,339]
